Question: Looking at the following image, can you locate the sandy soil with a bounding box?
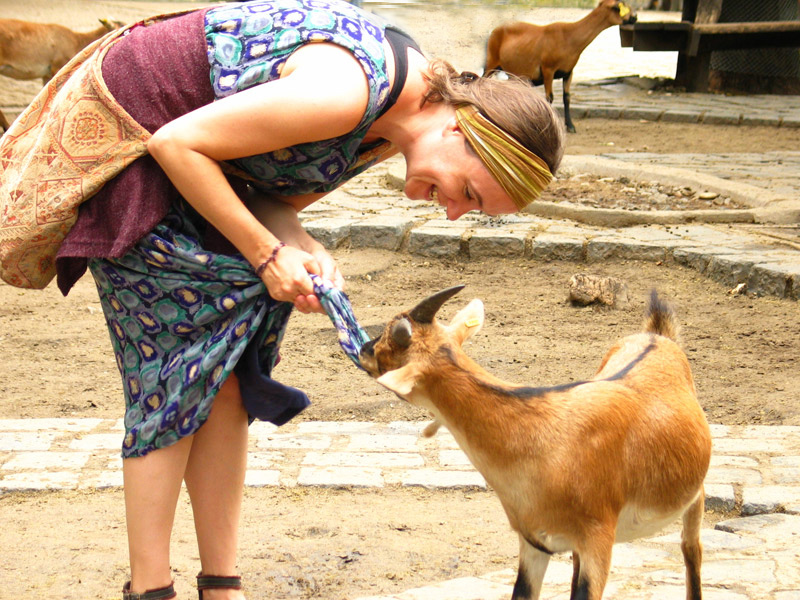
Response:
[1,2,799,599]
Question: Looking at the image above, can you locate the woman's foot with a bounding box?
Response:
[197,574,244,600]
[198,590,246,600]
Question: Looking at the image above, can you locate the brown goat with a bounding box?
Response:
[0,17,124,131]
[484,0,637,132]
[360,287,711,600]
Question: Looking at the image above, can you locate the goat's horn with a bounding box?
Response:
[391,318,413,347]
[408,285,465,324]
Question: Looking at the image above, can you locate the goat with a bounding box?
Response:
[360,286,711,600]
[483,0,637,133]
[0,17,124,132]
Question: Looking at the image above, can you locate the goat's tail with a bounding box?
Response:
[643,290,681,342]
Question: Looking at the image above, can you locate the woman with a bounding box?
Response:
[46,0,564,597]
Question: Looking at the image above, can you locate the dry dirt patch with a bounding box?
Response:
[2,250,798,426]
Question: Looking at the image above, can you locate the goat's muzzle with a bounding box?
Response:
[618,1,637,24]
[359,337,378,365]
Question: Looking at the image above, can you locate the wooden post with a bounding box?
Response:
[682,0,699,22]
[675,0,723,91]
[676,51,712,91]
[695,0,723,24]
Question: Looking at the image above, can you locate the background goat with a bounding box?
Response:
[483,0,637,132]
[360,287,711,600]
[0,17,124,131]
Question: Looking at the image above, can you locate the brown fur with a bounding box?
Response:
[0,17,124,131]
[483,0,637,132]
[360,290,711,600]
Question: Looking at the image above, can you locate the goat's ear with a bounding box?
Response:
[447,298,484,346]
[377,363,422,398]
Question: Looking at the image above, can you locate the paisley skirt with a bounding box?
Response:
[89,203,310,458]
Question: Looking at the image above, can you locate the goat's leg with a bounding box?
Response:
[569,527,615,600]
[512,533,551,600]
[570,552,580,592]
[563,71,576,133]
[681,490,705,600]
[542,68,556,107]
[0,109,9,133]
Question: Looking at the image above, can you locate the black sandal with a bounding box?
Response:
[122,581,176,600]
[197,573,243,599]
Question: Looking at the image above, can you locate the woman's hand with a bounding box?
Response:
[311,247,344,291]
[285,246,344,313]
[257,243,326,314]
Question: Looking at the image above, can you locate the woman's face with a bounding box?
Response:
[403,120,518,220]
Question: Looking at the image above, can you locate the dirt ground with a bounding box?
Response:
[1,1,799,599]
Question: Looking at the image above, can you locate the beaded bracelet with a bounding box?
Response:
[255,242,286,278]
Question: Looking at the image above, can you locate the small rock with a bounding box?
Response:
[730,282,747,296]
[698,191,719,200]
[568,274,629,307]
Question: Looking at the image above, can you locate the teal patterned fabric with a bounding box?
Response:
[311,274,370,369]
[89,204,309,458]
[204,0,392,196]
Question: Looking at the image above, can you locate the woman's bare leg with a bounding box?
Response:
[123,435,193,593]
[184,375,249,599]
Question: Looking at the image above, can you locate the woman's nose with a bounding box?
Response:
[446,199,471,220]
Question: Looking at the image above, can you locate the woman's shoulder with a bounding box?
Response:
[205,0,391,104]
[205,0,388,45]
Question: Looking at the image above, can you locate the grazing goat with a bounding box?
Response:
[484,0,637,132]
[0,17,123,131]
[360,286,711,600]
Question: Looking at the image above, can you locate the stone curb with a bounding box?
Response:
[2,420,799,516]
[364,159,800,301]
[570,103,800,129]
[309,219,800,301]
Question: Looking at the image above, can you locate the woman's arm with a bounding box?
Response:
[147,43,370,312]
[245,190,345,311]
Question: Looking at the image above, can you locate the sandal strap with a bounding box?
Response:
[197,573,242,590]
[122,581,176,600]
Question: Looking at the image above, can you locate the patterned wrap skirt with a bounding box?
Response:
[89,202,311,458]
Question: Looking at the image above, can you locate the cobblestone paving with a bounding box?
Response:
[1,419,799,598]
[570,80,800,128]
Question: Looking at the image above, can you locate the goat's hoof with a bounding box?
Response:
[567,125,577,133]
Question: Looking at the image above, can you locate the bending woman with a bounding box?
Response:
[40,0,565,598]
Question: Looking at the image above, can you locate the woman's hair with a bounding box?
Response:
[422,59,565,175]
